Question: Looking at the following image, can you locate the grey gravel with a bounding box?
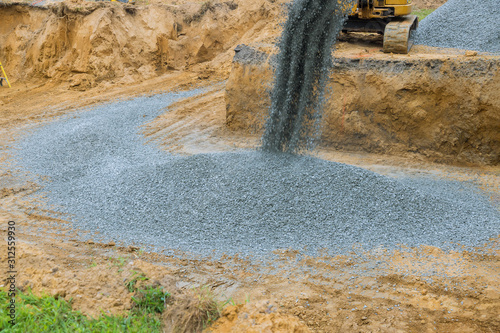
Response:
[233,44,268,65]
[15,90,500,258]
[415,0,500,53]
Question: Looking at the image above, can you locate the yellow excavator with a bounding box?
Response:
[343,0,418,54]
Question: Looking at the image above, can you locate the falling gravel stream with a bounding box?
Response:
[262,0,351,153]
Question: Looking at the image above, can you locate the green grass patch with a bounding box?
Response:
[413,9,435,21]
[131,287,170,314]
[0,289,162,333]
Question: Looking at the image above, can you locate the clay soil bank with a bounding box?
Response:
[226,43,500,166]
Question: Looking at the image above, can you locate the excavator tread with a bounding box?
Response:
[383,15,418,54]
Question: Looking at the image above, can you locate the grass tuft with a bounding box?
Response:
[162,286,222,332]
[195,286,222,328]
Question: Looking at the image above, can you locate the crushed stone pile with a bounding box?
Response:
[415,0,500,53]
[15,91,500,258]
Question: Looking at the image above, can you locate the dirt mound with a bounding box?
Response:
[0,0,285,89]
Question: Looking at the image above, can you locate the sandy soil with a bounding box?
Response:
[1,0,499,332]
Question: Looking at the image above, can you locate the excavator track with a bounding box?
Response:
[383,15,418,54]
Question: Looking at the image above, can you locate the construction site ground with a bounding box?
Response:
[0,0,499,332]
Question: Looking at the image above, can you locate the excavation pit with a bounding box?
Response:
[225,44,500,165]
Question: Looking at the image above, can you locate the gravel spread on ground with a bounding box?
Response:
[14,90,499,258]
[415,0,500,53]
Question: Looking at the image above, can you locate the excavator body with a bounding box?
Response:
[343,0,418,54]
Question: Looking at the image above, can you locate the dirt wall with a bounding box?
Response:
[226,46,500,165]
[0,1,283,89]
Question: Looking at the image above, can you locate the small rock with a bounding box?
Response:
[51,289,66,298]
[128,246,140,252]
[465,51,478,57]
[41,277,51,287]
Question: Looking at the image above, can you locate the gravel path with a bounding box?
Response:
[415,0,500,53]
[15,90,500,258]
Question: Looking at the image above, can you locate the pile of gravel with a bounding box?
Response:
[15,91,500,258]
[415,0,500,53]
